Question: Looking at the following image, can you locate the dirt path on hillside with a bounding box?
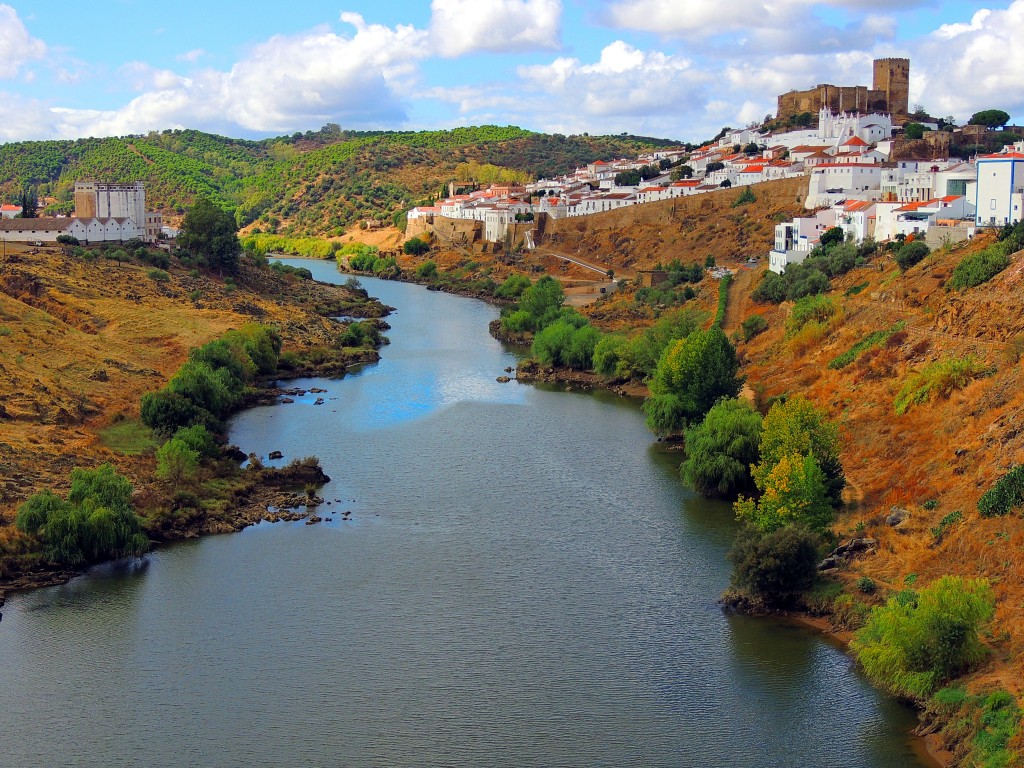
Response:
[721,266,759,335]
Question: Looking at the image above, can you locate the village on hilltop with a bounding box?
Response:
[407,58,1024,275]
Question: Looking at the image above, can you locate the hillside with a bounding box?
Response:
[0,127,676,234]
[0,241,386,585]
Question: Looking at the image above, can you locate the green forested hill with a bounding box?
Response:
[0,125,677,235]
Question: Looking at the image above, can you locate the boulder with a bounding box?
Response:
[886,507,910,527]
[268,450,284,460]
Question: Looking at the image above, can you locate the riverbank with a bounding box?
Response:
[0,245,390,601]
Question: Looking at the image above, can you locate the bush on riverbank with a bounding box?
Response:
[15,464,148,565]
[851,576,995,701]
[727,524,821,608]
[141,324,282,436]
[923,687,1022,767]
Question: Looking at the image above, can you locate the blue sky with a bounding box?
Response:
[0,0,1020,142]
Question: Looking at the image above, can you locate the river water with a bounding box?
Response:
[0,261,927,768]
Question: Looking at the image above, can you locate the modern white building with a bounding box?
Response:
[975,141,1024,228]
[768,210,838,274]
[806,164,884,208]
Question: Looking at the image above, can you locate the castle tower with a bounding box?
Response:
[873,58,910,116]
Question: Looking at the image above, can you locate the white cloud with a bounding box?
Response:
[430,0,561,57]
[176,49,206,63]
[914,0,1024,120]
[6,13,431,139]
[0,4,46,79]
[602,0,910,52]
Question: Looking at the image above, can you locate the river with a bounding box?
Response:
[0,261,928,768]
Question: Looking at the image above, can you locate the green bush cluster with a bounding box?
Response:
[753,235,875,304]
[499,276,565,334]
[268,261,313,280]
[494,274,531,299]
[593,308,705,382]
[337,320,384,348]
[927,687,1021,768]
[414,260,437,279]
[141,324,281,435]
[15,464,148,565]
[403,237,430,256]
[828,322,906,369]
[894,356,990,415]
[978,465,1024,518]
[243,233,340,259]
[531,312,601,370]
[947,220,1022,290]
[851,576,995,700]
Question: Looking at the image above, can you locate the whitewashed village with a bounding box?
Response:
[407,58,1024,275]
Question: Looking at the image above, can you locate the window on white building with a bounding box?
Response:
[991,199,997,210]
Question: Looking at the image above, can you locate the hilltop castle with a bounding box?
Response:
[777,59,910,121]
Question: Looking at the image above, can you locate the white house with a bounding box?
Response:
[837,200,876,243]
[975,142,1024,227]
[1,204,22,219]
[768,210,838,273]
[806,164,883,208]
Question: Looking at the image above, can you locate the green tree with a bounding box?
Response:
[681,398,762,498]
[643,327,742,436]
[735,452,834,532]
[757,396,845,506]
[173,424,220,459]
[68,463,134,512]
[968,109,1011,129]
[168,360,241,417]
[728,525,821,607]
[851,576,995,700]
[819,226,845,249]
[671,165,694,181]
[904,123,929,141]
[177,197,242,274]
[516,275,564,331]
[18,187,38,218]
[156,438,200,485]
[404,237,430,256]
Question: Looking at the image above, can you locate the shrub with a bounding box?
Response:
[155,438,200,485]
[978,465,1024,517]
[56,235,80,246]
[147,268,170,282]
[141,390,217,435]
[742,314,768,341]
[829,322,906,370]
[755,396,845,507]
[786,295,836,337]
[495,274,531,299]
[680,398,762,498]
[851,576,995,700]
[414,260,437,279]
[894,241,930,271]
[894,356,989,415]
[948,246,1012,290]
[732,188,756,207]
[714,274,732,327]
[728,525,821,607]
[16,465,147,565]
[403,237,430,256]
[531,320,599,370]
[172,424,220,459]
[931,510,964,542]
[168,361,241,417]
[857,576,876,594]
[592,334,628,378]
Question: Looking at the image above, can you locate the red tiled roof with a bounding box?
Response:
[843,136,868,147]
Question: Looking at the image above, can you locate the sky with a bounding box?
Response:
[0,0,1021,143]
